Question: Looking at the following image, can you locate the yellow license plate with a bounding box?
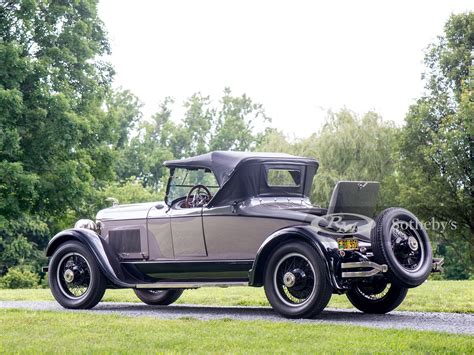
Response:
[338,238,359,250]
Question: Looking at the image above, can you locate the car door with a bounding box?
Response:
[202,205,296,260]
[169,205,207,257]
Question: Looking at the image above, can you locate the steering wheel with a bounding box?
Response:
[185,184,212,208]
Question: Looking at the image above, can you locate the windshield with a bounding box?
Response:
[167,168,219,204]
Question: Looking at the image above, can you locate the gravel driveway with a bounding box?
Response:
[1,301,473,335]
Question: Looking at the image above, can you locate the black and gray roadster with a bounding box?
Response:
[45,151,442,318]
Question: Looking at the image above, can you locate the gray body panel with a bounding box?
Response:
[147,207,173,259]
[168,206,207,257]
[99,219,149,260]
[202,205,302,260]
[97,197,316,263]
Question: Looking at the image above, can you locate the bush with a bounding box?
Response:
[0,267,39,289]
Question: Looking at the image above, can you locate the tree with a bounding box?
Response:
[310,110,399,208]
[257,110,399,209]
[118,89,271,190]
[0,0,121,271]
[255,128,294,153]
[397,12,473,278]
[183,93,214,156]
[210,87,270,151]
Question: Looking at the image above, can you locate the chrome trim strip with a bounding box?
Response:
[121,259,254,265]
[135,281,248,289]
[341,261,388,278]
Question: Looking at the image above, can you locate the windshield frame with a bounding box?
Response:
[165,166,220,206]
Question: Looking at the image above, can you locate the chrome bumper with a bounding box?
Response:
[341,261,388,278]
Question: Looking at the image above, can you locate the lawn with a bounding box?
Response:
[0,308,472,353]
[0,280,472,313]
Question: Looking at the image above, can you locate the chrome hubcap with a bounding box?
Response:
[283,272,296,287]
[57,252,92,299]
[274,253,316,307]
[391,221,424,271]
[64,269,75,283]
[408,236,419,251]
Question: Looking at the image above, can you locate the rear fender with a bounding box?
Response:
[248,225,341,289]
[45,228,133,288]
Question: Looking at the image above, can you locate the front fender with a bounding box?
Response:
[248,225,341,289]
[46,228,133,288]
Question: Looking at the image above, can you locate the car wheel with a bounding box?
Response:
[371,208,432,288]
[133,289,184,305]
[264,242,332,318]
[346,279,408,313]
[48,241,106,309]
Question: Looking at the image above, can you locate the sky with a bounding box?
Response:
[98,0,472,138]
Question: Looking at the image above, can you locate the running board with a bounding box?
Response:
[135,281,249,289]
[341,261,388,278]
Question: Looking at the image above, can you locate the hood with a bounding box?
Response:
[96,201,163,221]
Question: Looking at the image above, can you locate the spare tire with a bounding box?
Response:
[371,208,432,288]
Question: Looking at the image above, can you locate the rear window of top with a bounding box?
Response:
[266,168,301,187]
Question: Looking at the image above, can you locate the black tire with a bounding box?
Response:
[48,241,106,309]
[264,242,333,318]
[133,289,184,305]
[347,280,408,314]
[371,208,432,288]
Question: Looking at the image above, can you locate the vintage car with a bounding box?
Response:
[45,151,442,318]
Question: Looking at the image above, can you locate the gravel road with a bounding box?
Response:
[1,301,473,335]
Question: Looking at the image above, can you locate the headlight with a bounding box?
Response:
[74,219,98,231]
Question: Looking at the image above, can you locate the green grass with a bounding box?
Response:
[1,280,473,313]
[0,309,472,353]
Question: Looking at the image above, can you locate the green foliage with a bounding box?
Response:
[97,178,163,206]
[0,216,48,273]
[0,0,122,273]
[0,267,39,289]
[117,88,271,190]
[308,110,398,208]
[115,97,175,188]
[210,87,270,151]
[257,110,399,209]
[397,12,473,278]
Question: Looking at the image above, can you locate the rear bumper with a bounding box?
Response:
[341,261,388,278]
[340,257,445,279]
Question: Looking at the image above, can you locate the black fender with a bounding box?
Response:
[248,225,343,290]
[45,228,133,288]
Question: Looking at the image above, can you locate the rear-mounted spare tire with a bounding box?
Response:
[371,208,432,288]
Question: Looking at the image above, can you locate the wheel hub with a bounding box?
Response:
[283,272,296,287]
[64,269,75,283]
[408,236,419,251]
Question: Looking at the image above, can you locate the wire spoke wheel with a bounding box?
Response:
[390,221,424,272]
[49,241,106,309]
[56,252,92,300]
[347,279,408,314]
[355,279,390,301]
[274,253,316,306]
[370,208,432,288]
[264,242,332,318]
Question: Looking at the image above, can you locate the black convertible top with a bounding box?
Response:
[164,151,317,186]
[165,151,318,206]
